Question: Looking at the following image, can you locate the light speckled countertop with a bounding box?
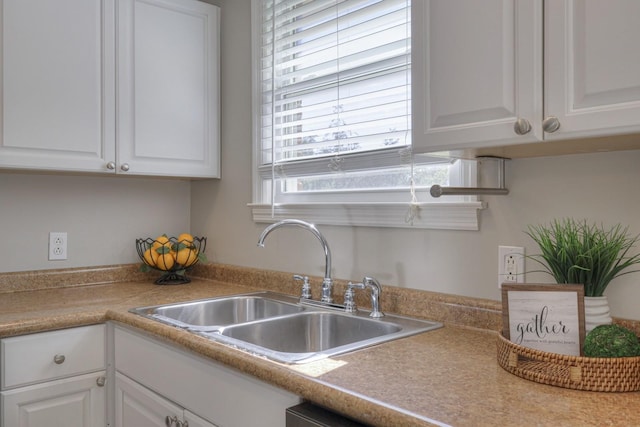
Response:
[1,264,639,427]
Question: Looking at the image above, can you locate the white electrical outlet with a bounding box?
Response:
[49,232,68,260]
[498,245,524,288]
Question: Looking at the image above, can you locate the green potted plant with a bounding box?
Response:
[526,218,640,332]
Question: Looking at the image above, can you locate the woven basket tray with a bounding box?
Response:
[497,333,640,392]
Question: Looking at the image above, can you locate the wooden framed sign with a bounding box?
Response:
[501,284,585,356]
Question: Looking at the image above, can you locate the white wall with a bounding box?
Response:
[0,173,190,272]
[191,0,640,321]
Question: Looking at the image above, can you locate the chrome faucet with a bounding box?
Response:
[257,219,334,303]
[344,276,384,318]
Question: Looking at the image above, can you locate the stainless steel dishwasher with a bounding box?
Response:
[286,402,369,427]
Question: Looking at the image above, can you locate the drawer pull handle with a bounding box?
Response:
[96,376,106,387]
[53,354,66,364]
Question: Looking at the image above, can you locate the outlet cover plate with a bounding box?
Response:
[498,245,524,288]
[49,232,68,261]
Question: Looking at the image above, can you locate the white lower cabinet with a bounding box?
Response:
[0,325,107,427]
[1,323,301,427]
[116,373,214,427]
[113,325,301,427]
[183,412,216,427]
[2,373,106,427]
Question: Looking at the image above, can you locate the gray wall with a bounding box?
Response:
[0,173,190,272]
[1,0,640,322]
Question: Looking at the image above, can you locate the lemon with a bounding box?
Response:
[142,248,159,267]
[177,233,195,248]
[185,250,200,267]
[176,248,199,266]
[156,252,176,271]
[152,235,171,250]
[175,248,191,266]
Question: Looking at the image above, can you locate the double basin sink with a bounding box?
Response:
[130,291,442,364]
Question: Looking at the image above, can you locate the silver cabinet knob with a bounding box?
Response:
[513,118,532,135]
[53,354,65,364]
[106,161,116,170]
[542,116,561,133]
[96,376,106,387]
[120,163,130,172]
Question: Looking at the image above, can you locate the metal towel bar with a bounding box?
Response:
[430,157,509,197]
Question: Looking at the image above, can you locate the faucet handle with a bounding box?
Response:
[293,275,312,299]
[359,277,385,318]
[344,282,361,313]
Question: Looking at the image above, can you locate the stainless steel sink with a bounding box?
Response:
[211,311,403,363]
[129,292,304,331]
[130,292,442,363]
[222,311,402,351]
[203,307,441,364]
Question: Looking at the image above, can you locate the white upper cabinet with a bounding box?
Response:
[411,0,542,151]
[118,0,220,178]
[544,0,640,140]
[412,0,640,153]
[0,0,116,172]
[0,0,220,178]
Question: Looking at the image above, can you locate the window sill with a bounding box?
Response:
[250,202,487,230]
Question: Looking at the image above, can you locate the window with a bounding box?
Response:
[251,0,484,230]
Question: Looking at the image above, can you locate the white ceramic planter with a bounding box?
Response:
[584,296,613,334]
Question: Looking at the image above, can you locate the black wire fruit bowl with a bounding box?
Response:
[135,235,207,285]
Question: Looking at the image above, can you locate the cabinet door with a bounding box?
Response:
[117,0,220,178]
[184,411,218,427]
[115,373,184,427]
[412,0,543,152]
[0,0,116,173]
[544,0,640,140]
[1,372,106,427]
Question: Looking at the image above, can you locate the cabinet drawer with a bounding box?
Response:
[1,324,105,389]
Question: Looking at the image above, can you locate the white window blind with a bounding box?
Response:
[252,0,485,230]
[259,0,416,177]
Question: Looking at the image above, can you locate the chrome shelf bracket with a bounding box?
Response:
[430,157,509,197]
